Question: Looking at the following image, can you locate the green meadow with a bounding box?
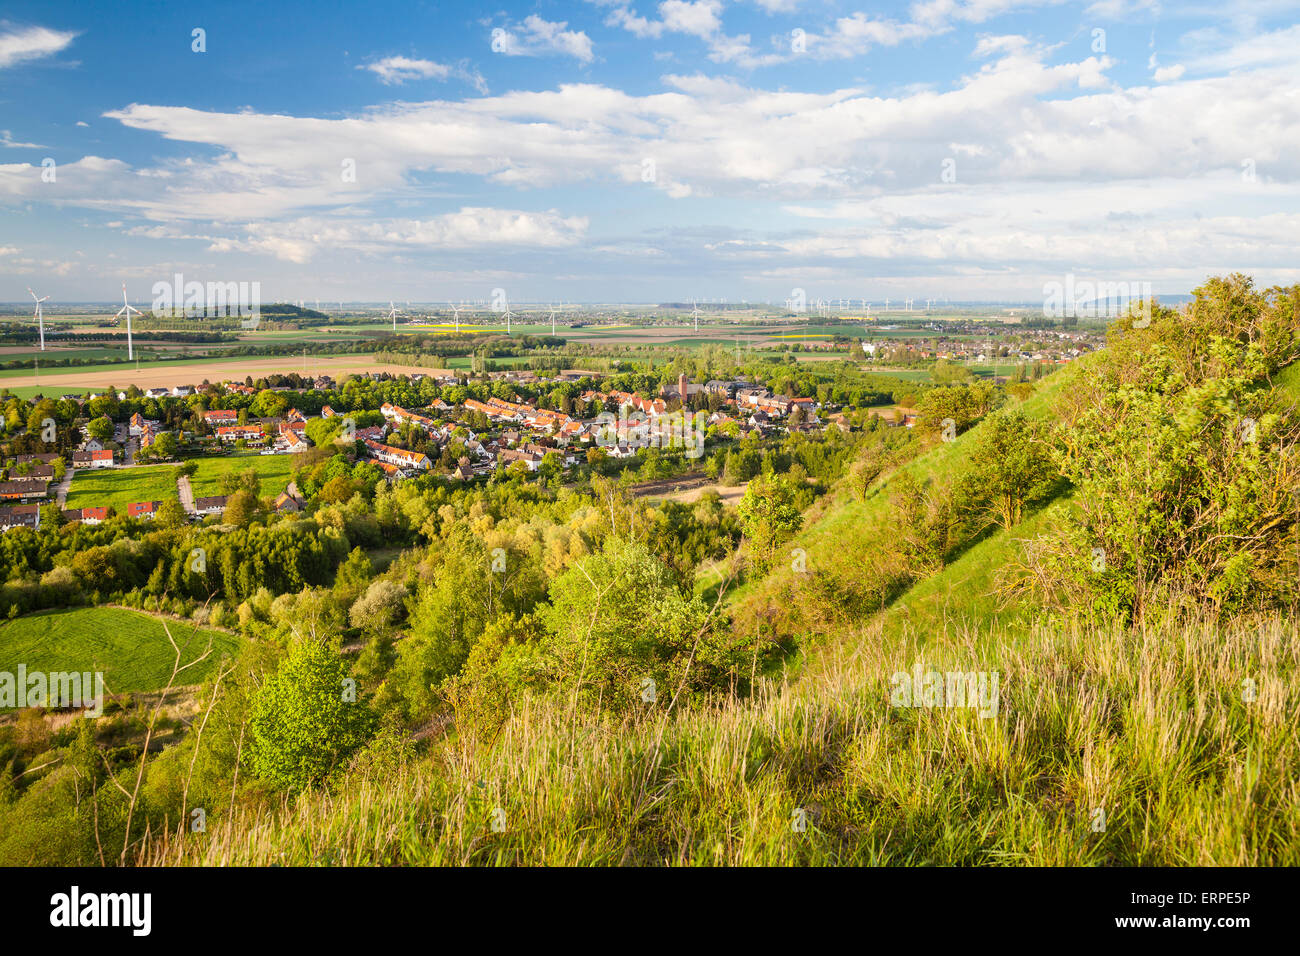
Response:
[64,465,179,513]
[0,607,239,705]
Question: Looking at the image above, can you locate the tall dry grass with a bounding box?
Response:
[140,613,1298,866]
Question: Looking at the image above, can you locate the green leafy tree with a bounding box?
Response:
[1038,275,1300,621]
[538,538,715,713]
[149,432,179,460]
[86,416,114,442]
[248,639,376,792]
[736,474,803,576]
[223,489,260,526]
[155,498,188,529]
[962,410,1057,530]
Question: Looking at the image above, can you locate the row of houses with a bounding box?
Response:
[361,439,432,475]
[59,495,231,525]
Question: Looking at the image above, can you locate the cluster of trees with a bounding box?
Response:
[1030,274,1300,621]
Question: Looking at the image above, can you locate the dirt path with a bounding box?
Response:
[631,473,750,504]
[52,468,75,506]
[177,474,195,514]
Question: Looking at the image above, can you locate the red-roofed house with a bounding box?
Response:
[128,500,162,519]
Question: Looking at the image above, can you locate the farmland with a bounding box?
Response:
[0,352,448,399]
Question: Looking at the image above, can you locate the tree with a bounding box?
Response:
[155,498,188,529]
[223,489,259,526]
[931,359,974,384]
[1036,274,1300,622]
[736,474,803,576]
[86,416,114,442]
[348,579,407,634]
[248,639,375,792]
[250,389,288,419]
[148,432,179,460]
[915,382,996,438]
[539,537,715,713]
[317,474,357,504]
[962,410,1056,530]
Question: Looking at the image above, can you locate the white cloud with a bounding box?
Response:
[1,129,44,148]
[600,1,784,67]
[0,24,77,69]
[493,16,595,63]
[659,0,724,38]
[0,44,1256,225]
[362,55,450,84]
[973,34,1032,58]
[133,209,589,263]
[1153,64,1185,81]
[1176,23,1300,73]
[360,56,488,93]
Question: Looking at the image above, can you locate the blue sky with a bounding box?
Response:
[2,0,1299,304]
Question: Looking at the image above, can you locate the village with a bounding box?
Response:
[859,325,1100,366]
[0,367,843,532]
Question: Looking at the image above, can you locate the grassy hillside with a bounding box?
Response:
[1276,359,1300,401]
[721,361,1084,630]
[140,348,1299,866]
[143,612,1297,866]
[0,607,239,705]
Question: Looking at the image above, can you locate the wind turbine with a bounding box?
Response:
[27,288,49,351]
[549,304,558,336]
[691,300,702,332]
[501,297,515,334]
[449,301,461,333]
[387,300,401,332]
[115,283,143,360]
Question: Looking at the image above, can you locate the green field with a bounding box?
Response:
[0,607,240,705]
[189,453,296,497]
[65,465,179,512]
[0,347,133,363]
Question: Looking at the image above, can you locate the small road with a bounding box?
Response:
[53,467,75,507]
[177,474,196,514]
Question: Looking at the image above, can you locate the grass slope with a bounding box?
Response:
[145,613,1298,866]
[0,607,239,705]
[720,362,1083,618]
